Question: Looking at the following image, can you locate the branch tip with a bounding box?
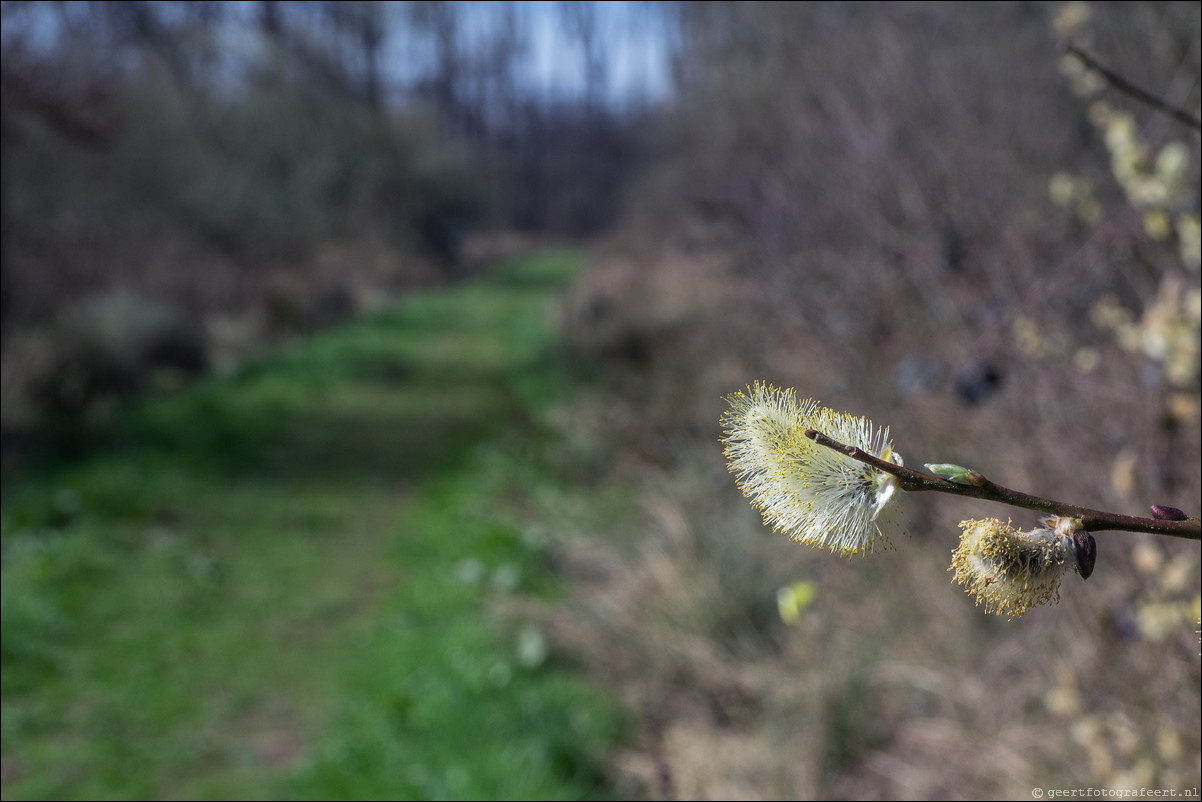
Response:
[1063,41,1202,131]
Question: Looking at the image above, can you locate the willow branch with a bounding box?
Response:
[803,429,1202,541]
[1064,43,1202,132]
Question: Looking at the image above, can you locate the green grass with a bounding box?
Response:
[1,251,623,800]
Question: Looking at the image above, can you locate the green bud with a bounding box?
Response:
[925,463,980,485]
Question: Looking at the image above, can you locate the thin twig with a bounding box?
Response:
[1064,42,1202,132]
[803,429,1202,541]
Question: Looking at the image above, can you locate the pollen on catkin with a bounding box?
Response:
[720,382,903,555]
[950,518,1077,618]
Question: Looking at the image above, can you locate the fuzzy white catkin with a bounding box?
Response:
[721,382,902,556]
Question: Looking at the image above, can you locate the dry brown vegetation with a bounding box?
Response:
[540,3,1201,798]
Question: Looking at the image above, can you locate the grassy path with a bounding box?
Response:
[1,251,621,800]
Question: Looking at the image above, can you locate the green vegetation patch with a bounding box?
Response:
[2,251,622,800]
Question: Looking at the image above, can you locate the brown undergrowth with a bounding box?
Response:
[508,221,1200,798]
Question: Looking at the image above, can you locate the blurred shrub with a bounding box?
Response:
[34,290,207,419]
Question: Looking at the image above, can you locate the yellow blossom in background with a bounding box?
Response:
[721,382,902,556]
[1143,209,1171,241]
[1103,111,1138,159]
[1076,196,1102,226]
[1046,172,1101,225]
[1052,1,1091,37]
[1051,1,1201,425]
[1013,314,1048,358]
[1178,213,1201,271]
[1059,53,1105,97]
[1087,100,1112,128]
[1048,172,1078,207]
[776,580,817,625]
[1090,279,1201,389]
[1073,347,1099,373]
[1154,142,1190,197]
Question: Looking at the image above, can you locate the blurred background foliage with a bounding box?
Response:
[2,1,1200,800]
[1,0,648,443]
